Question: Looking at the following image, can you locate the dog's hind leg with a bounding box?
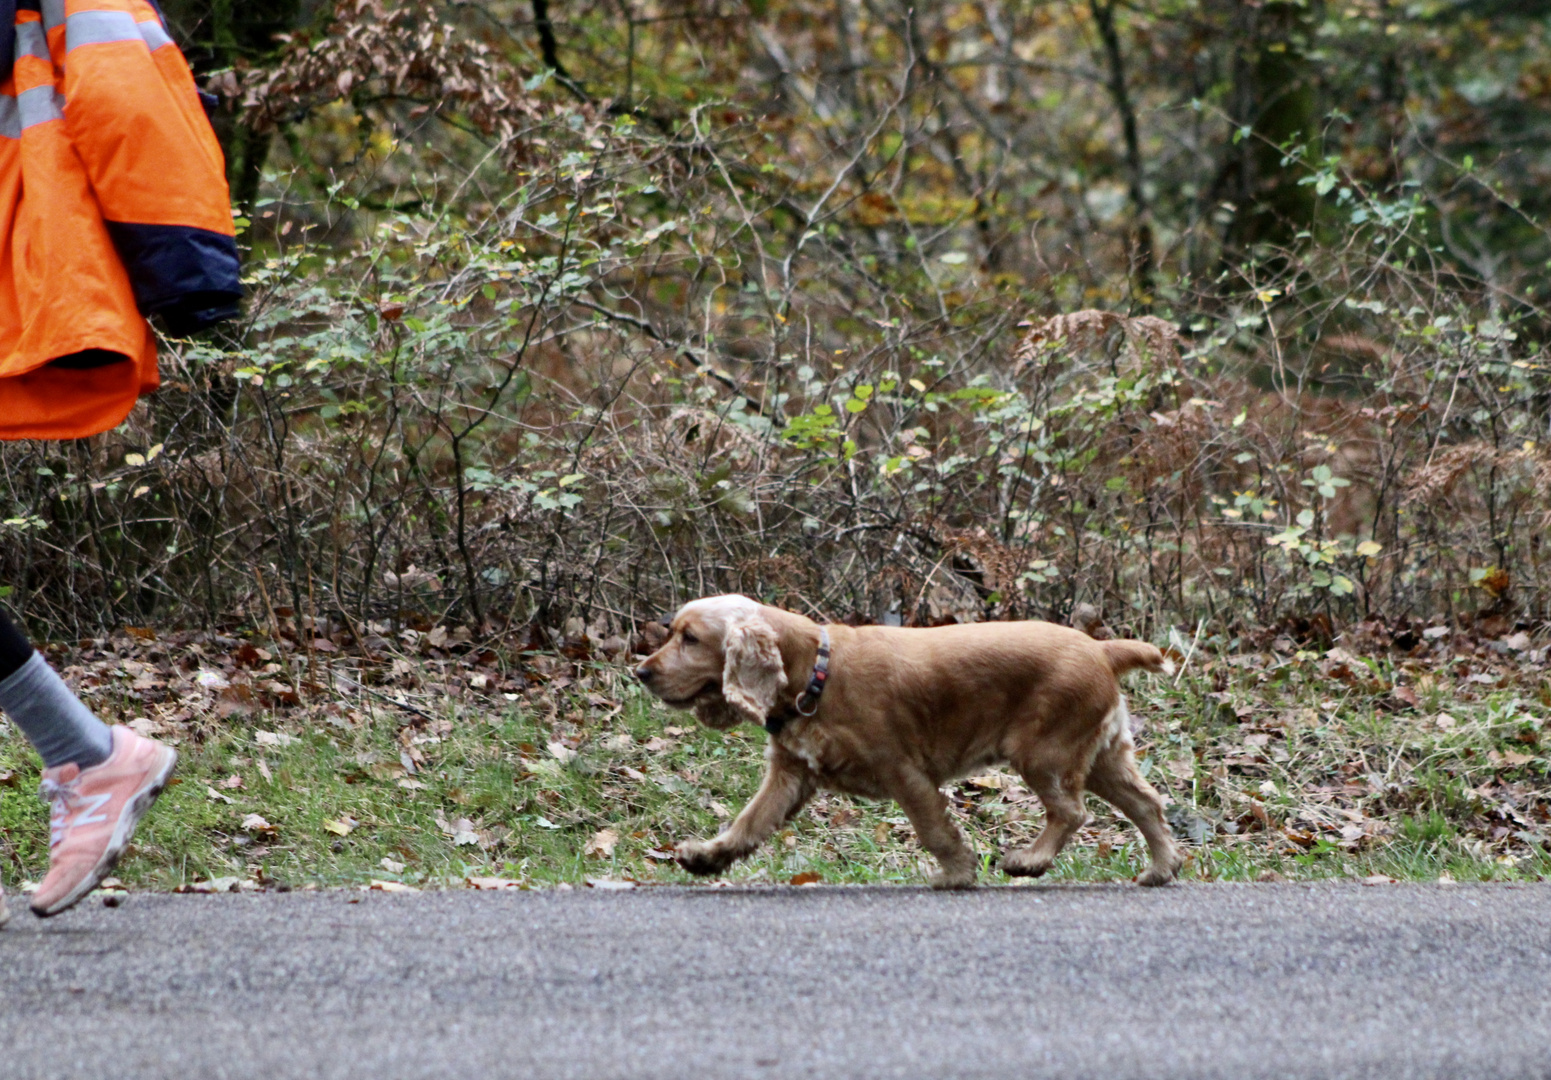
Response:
[888,768,978,889]
[1085,741,1182,887]
[676,754,813,876]
[1002,760,1090,880]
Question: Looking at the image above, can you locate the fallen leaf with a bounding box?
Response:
[966,773,1011,790]
[547,740,578,763]
[380,858,406,874]
[367,880,418,893]
[1392,685,1420,708]
[584,828,620,857]
[205,785,234,804]
[451,818,480,847]
[219,774,244,790]
[663,726,691,736]
[467,876,524,890]
[195,670,230,690]
[1166,804,1214,845]
[1362,874,1397,886]
[241,814,277,838]
[323,817,357,837]
[255,731,298,748]
[584,877,635,890]
[1435,713,1457,730]
[789,871,822,886]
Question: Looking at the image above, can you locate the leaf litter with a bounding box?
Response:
[0,616,1545,892]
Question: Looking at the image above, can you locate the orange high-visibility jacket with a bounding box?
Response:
[0,0,241,440]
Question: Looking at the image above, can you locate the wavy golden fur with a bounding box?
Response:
[635,595,1182,888]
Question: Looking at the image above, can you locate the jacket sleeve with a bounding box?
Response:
[48,0,241,333]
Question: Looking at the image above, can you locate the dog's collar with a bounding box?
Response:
[765,627,830,735]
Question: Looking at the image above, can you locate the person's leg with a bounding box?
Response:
[0,609,113,769]
[0,608,176,917]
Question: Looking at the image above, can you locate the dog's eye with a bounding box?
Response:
[681,631,699,646]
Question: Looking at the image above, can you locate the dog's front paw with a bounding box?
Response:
[675,840,733,876]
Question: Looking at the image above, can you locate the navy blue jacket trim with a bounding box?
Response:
[103,221,243,331]
[1,1,18,88]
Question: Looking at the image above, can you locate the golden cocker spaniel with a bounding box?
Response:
[635,594,1182,888]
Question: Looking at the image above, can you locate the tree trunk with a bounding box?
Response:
[1219,0,1320,256]
[158,0,313,212]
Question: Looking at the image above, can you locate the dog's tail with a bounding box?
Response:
[1101,639,1175,678]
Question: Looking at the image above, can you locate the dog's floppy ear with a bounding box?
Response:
[718,614,788,726]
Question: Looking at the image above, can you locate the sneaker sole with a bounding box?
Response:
[31,746,178,918]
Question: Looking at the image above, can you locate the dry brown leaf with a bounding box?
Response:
[584,828,620,858]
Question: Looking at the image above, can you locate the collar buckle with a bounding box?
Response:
[782,626,830,724]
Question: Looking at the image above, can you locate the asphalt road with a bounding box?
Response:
[1,882,1549,1079]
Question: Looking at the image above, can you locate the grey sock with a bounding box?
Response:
[0,652,114,769]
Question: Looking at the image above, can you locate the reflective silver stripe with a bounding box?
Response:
[65,10,143,50]
[41,0,66,32]
[138,17,172,51]
[0,97,20,140]
[17,85,65,128]
[15,21,52,62]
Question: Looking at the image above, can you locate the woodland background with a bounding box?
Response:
[7,0,1551,890]
[5,0,1551,649]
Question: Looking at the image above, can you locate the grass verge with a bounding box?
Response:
[1,626,1548,892]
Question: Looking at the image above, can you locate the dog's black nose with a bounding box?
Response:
[634,666,654,684]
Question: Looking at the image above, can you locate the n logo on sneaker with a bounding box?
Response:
[72,792,112,828]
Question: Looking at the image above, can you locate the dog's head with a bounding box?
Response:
[633,595,789,729]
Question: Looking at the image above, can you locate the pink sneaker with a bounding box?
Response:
[30,726,177,917]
